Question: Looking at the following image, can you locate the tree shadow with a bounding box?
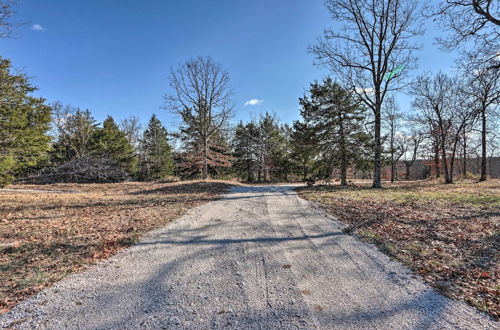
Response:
[3,183,494,328]
[128,182,234,196]
[28,223,488,329]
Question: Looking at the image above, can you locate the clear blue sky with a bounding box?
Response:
[1,0,458,130]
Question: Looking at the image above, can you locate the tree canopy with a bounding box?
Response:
[0,57,52,186]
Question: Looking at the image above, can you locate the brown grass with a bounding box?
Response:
[0,180,233,314]
[297,179,500,319]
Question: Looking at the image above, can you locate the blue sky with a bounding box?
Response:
[1,0,458,130]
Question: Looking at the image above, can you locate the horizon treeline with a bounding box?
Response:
[0,54,498,187]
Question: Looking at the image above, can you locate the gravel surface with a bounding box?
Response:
[1,184,496,329]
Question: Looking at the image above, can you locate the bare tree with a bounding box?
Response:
[383,95,404,182]
[401,127,423,180]
[430,0,500,70]
[459,123,471,177]
[402,115,426,180]
[165,56,233,180]
[310,0,423,188]
[0,0,17,38]
[412,73,455,183]
[465,68,500,181]
[486,122,499,178]
[119,116,142,149]
[417,122,442,179]
[448,96,477,183]
[51,101,98,161]
[412,73,476,184]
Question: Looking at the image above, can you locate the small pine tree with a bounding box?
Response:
[139,115,174,180]
[94,116,136,173]
[0,57,52,186]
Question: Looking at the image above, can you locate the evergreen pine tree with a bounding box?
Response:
[232,121,259,181]
[256,113,283,182]
[0,57,52,186]
[299,78,370,186]
[94,115,136,173]
[139,115,174,180]
[290,120,318,180]
[275,124,294,181]
[232,113,285,182]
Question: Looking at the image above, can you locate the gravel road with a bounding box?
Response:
[1,184,496,329]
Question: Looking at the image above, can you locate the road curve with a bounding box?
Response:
[1,184,496,329]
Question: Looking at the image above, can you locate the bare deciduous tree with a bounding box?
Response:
[165,56,233,180]
[310,0,423,188]
[412,73,455,183]
[0,0,17,38]
[431,0,500,70]
[401,126,423,180]
[412,73,476,184]
[119,116,142,149]
[51,101,98,160]
[465,68,500,181]
[383,95,404,182]
[486,121,499,178]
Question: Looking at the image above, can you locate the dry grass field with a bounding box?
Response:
[0,181,233,314]
[297,179,500,319]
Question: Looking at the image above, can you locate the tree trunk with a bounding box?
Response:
[372,105,382,188]
[339,113,348,186]
[450,147,457,184]
[434,140,440,178]
[391,163,395,183]
[405,163,410,180]
[264,157,268,182]
[257,149,263,182]
[246,136,252,181]
[440,133,451,184]
[390,120,395,183]
[488,155,493,179]
[463,128,467,177]
[257,164,261,182]
[480,108,487,181]
[340,164,347,186]
[246,159,251,181]
[203,138,209,180]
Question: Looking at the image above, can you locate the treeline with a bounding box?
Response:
[0,56,175,185]
[231,80,373,184]
[1,54,498,187]
[1,0,498,188]
[0,58,52,186]
[48,103,174,182]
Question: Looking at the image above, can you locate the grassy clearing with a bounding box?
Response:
[297,179,500,319]
[0,180,233,314]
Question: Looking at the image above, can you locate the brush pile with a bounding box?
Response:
[19,156,129,184]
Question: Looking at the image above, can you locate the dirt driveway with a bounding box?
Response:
[0,185,496,329]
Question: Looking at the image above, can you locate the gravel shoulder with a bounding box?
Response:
[0,184,496,329]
